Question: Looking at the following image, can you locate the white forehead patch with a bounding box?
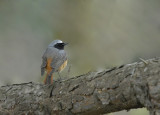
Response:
[48,40,63,47]
[56,40,63,43]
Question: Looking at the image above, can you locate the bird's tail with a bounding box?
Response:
[43,73,53,84]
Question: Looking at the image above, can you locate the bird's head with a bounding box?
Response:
[48,40,68,50]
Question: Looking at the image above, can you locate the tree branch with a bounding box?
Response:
[0,57,160,115]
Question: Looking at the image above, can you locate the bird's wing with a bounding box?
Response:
[41,48,49,76]
[50,51,67,73]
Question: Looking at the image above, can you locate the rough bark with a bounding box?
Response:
[0,57,160,115]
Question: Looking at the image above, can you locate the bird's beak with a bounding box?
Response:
[64,43,68,46]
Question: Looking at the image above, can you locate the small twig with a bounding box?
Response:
[139,58,148,65]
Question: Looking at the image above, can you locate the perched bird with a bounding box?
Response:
[41,40,68,84]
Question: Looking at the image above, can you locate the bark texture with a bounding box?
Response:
[0,57,160,115]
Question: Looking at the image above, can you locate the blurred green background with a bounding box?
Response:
[1,0,160,114]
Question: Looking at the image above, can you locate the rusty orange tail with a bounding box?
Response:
[43,73,53,84]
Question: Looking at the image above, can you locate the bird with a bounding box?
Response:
[41,40,68,84]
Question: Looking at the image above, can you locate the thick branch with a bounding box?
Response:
[0,58,160,115]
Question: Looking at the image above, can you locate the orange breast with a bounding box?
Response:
[58,60,67,72]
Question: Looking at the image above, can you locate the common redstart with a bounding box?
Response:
[41,40,68,84]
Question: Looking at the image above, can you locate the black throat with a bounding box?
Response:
[54,43,65,50]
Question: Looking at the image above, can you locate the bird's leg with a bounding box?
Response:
[67,65,71,78]
[57,72,62,81]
